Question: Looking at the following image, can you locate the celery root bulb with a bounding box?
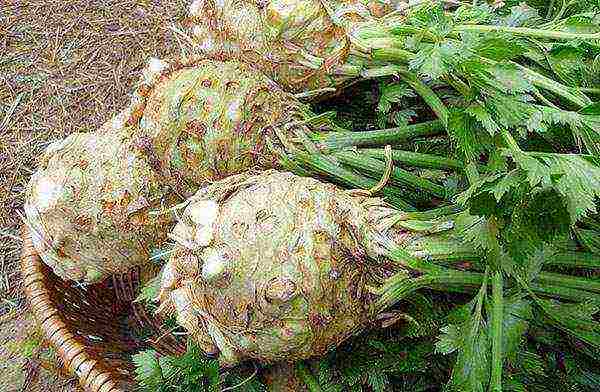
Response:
[157,170,411,365]
[24,58,316,283]
[24,130,176,282]
[130,59,305,197]
[185,0,398,93]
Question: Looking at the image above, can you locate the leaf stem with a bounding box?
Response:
[544,251,600,269]
[490,271,503,392]
[477,56,591,108]
[444,76,472,97]
[390,25,438,41]
[580,87,600,95]
[395,204,465,220]
[376,269,484,309]
[537,272,600,294]
[371,47,415,63]
[361,148,463,171]
[517,275,600,348]
[293,152,416,211]
[500,130,521,152]
[464,161,480,185]
[528,283,600,303]
[313,120,445,151]
[397,69,449,127]
[514,63,591,108]
[454,24,600,41]
[378,262,600,310]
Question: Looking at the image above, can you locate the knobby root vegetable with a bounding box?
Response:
[156,170,427,365]
[24,130,177,282]
[127,58,309,197]
[24,56,457,284]
[153,170,600,366]
[23,57,350,283]
[185,0,402,93]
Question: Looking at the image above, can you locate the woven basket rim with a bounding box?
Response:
[20,225,135,392]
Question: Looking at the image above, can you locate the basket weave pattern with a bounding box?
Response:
[20,225,185,392]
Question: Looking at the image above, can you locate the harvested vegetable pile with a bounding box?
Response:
[24,57,357,282]
[20,0,600,391]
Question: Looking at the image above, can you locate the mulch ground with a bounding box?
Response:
[0,1,188,390]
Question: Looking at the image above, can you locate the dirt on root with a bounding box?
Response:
[0,1,188,390]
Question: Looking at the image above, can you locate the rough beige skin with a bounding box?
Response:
[24,130,176,282]
[157,170,411,366]
[23,58,316,283]
[185,0,405,93]
[129,59,306,197]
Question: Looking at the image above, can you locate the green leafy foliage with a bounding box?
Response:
[575,227,600,253]
[496,297,532,364]
[133,344,220,392]
[504,150,600,221]
[133,350,167,391]
[447,108,492,160]
[376,80,418,127]
[437,283,491,392]
[319,330,453,391]
[133,342,265,392]
[369,4,600,387]
[502,3,542,27]
[134,275,161,305]
[377,81,416,114]
[312,79,381,131]
[309,1,600,388]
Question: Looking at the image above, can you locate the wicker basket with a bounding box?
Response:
[20,225,186,392]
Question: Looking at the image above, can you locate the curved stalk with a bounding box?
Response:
[361,148,463,171]
[514,63,591,108]
[397,69,449,127]
[335,151,449,198]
